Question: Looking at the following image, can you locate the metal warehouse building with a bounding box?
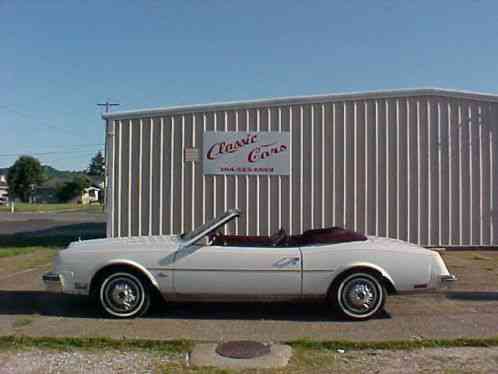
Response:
[103,88,498,247]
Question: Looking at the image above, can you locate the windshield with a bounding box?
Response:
[181,209,240,241]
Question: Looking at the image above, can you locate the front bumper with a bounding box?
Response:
[440,274,457,287]
[42,272,62,292]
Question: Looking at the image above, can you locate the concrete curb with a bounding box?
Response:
[190,343,292,369]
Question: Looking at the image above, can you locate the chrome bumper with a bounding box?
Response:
[441,274,457,283]
[42,272,62,292]
[440,274,457,288]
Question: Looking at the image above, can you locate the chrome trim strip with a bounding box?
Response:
[165,293,305,302]
[441,274,457,282]
[147,267,334,273]
[148,267,302,273]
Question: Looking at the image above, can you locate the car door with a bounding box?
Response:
[172,244,302,299]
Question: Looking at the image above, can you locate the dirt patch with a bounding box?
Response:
[0,349,176,374]
[280,346,498,374]
[0,249,55,276]
[0,347,497,373]
[441,251,498,291]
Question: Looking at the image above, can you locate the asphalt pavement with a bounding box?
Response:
[0,212,497,343]
[0,264,497,342]
[0,211,105,234]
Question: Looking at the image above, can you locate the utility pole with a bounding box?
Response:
[97,100,119,215]
[97,100,120,113]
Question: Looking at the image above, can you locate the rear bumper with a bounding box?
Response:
[440,274,457,286]
[432,273,457,290]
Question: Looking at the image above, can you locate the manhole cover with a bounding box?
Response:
[215,341,271,359]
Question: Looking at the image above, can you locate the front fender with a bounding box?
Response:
[89,259,161,293]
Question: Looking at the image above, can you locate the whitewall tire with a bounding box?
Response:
[334,272,386,321]
[98,272,151,318]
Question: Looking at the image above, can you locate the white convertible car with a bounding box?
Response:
[43,209,456,320]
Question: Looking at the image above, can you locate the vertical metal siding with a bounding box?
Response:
[105,119,114,238]
[492,103,498,244]
[365,101,377,235]
[397,99,409,241]
[130,120,140,236]
[226,111,237,235]
[108,95,498,247]
[120,120,130,238]
[151,117,162,236]
[113,120,120,238]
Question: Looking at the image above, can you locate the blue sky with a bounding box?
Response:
[1,0,497,170]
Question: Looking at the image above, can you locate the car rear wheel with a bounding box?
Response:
[333,272,386,321]
[98,272,151,318]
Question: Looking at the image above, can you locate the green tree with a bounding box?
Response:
[88,151,105,177]
[7,156,43,202]
[56,175,91,203]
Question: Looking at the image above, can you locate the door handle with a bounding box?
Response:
[273,256,300,268]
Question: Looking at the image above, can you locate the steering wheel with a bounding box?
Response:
[271,228,288,247]
[208,231,221,245]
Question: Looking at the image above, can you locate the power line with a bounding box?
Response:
[46,152,104,164]
[0,145,104,158]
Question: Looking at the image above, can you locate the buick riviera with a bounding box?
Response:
[43,209,456,320]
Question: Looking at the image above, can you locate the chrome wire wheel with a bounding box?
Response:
[337,273,384,320]
[99,272,147,318]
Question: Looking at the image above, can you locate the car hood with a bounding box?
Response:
[65,235,180,253]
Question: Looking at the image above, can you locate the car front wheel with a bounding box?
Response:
[98,271,151,318]
[334,272,386,320]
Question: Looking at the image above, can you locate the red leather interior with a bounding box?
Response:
[211,227,367,247]
[212,234,273,247]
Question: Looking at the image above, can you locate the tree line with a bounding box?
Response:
[6,151,105,203]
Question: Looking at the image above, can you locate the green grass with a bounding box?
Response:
[471,254,493,261]
[0,247,43,258]
[12,317,34,328]
[1,336,498,354]
[0,203,103,213]
[0,336,192,353]
[1,336,497,373]
[287,337,498,351]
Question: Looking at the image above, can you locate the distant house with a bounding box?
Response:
[0,175,8,205]
[80,186,101,205]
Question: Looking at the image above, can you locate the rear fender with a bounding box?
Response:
[332,262,397,292]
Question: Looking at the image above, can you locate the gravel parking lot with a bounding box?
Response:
[0,349,176,374]
[1,346,498,373]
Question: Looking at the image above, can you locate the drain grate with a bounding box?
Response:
[215,341,271,359]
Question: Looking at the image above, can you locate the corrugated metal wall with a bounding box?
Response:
[105,92,498,247]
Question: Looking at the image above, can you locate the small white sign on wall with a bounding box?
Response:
[203,131,290,175]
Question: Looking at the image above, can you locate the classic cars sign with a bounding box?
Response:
[203,131,290,175]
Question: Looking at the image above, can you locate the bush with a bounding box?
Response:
[56,176,91,203]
